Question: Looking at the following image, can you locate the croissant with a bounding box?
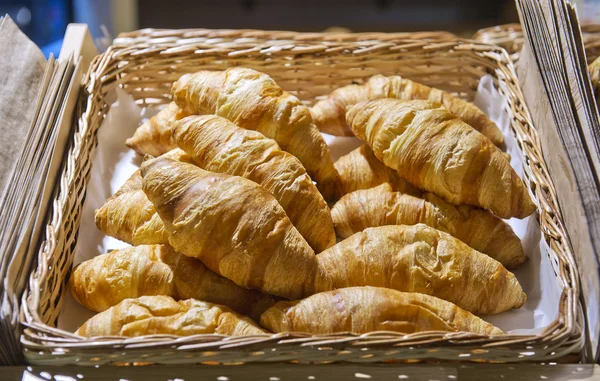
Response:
[261,287,503,335]
[141,156,317,299]
[331,184,525,268]
[173,115,335,252]
[75,295,267,337]
[94,149,192,245]
[348,99,536,219]
[94,170,169,245]
[171,68,339,200]
[126,102,191,156]
[310,74,504,147]
[334,145,421,197]
[70,245,276,321]
[333,145,508,201]
[310,225,525,314]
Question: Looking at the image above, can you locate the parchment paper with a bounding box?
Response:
[58,75,562,335]
[0,16,46,191]
[0,15,48,364]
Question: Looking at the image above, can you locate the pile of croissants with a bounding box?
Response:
[70,67,536,338]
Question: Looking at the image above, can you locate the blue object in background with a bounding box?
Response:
[40,38,63,57]
[0,0,70,58]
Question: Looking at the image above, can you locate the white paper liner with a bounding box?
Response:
[58,75,562,335]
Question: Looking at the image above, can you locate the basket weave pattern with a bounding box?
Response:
[473,23,600,62]
[21,29,583,365]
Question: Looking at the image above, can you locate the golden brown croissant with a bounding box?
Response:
[310,225,525,314]
[311,74,504,146]
[70,245,276,321]
[94,149,192,245]
[171,68,339,200]
[141,156,317,300]
[94,170,169,245]
[126,102,191,156]
[334,145,421,197]
[173,115,335,252]
[348,99,536,219]
[331,183,525,268]
[75,295,267,337]
[261,287,503,335]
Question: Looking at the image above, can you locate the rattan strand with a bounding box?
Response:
[20,30,583,365]
[473,23,600,63]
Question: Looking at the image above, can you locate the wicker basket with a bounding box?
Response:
[473,23,600,63]
[21,29,583,365]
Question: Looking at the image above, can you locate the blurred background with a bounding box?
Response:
[1,0,599,57]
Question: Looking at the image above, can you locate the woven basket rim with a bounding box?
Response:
[116,27,458,41]
[473,22,600,62]
[473,23,524,38]
[475,22,600,35]
[20,31,584,364]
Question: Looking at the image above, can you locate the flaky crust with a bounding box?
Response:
[75,296,267,337]
[347,99,536,219]
[94,150,192,245]
[334,145,421,197]
[70,245,276,321]
[310,74,504,146]
[171,68,339,200]
[140,157,317,300]
[173,115,335,252]
[331,184,525,268]
[126,102,191,156]
[94,170,169,245]
[261,287,503,335]
[311,225,526,314]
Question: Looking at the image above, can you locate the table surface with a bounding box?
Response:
[3,364,600,381]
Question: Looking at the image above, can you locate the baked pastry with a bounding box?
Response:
[261,287,503,335]
[126,102,190,156]
[331,183,525,268]
[173,115,335,252]
[310,74,504,147]
[310,225,526,314]
[70,245,276,321]
[171,68,339,200]
[94,170,168,245]
[75,295,267,337]
[334,145,421,197]
[347,99,536,219]
[141,156,317,300]
[94,149,191,245]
